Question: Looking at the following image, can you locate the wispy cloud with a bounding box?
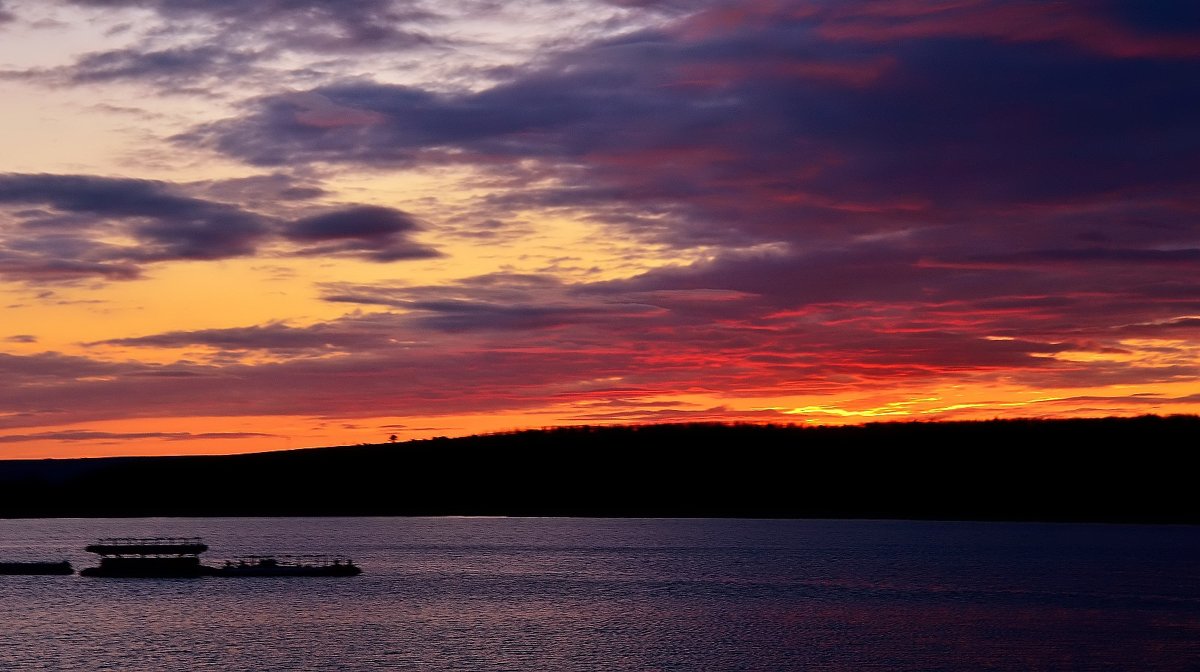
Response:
[0,429,278,444]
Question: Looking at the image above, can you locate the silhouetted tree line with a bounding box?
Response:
[0,416,1197,521]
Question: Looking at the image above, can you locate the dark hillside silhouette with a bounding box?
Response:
[1,416,1197,521]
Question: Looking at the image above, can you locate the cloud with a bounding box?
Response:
[0,255,1196,433]
[588,242,1200,354]
[171,0,1200,372]
[5,334,37,343]
[286,205,439,262]
[0,430,277,444]
[804,0,1200,60]
[968,248,1200,266]
[1115,317,1200,336]
[0,258,142,282]
[0,173,441,282]
[181,1,1199,256]
[4,0,694,94]
[563,403,791,424]
[1102,2,1200,36]
[0,350,156,377]
[93,273,651,353]
[0,343,642,430]
[320,272,658,333]
[0,0,447,94]
[1054,392,1200,407]
[65,45,264,90]
[186,173,328,205]
[61,266,1134,415]
[0,174,270,276]
[68,0,440,54]
[92,317,403,354]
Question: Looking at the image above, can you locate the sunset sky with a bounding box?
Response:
[1,0,1198,458]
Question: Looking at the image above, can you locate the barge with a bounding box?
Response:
[212,555,361,577]
[80,537,208,577]
[79,537,361,577]
[0,560,74,575]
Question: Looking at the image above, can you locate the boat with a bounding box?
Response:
[0,560,73,575]
[80,537,208,577]
[79,537,363,577]
[211,555,362,577]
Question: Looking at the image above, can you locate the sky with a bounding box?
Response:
[1,0,1198,458]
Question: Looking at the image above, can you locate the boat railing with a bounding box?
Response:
[94,537,204,546]
[224,554,355,566]
[86,537,209,556]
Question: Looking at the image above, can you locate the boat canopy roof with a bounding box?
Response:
[85,537,208,556]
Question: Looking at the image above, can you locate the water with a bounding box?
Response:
[1,518,1197,671]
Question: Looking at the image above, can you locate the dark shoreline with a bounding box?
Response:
[2,416,1197,523]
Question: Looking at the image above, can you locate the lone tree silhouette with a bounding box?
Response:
[388,434,398,443]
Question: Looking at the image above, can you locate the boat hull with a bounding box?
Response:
[80,556,205,578]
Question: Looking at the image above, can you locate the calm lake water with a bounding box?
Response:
[1,517,1197,671]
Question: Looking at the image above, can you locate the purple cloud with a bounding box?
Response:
[320,273,658,333]
[0,174,270,275]
[286,206,439,262]
[93,317,403,353]
[0,174,441,281]
[65,45,264,90]
[0,2,445,101]
[176,0,1199,273]
[68,0,439,54]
